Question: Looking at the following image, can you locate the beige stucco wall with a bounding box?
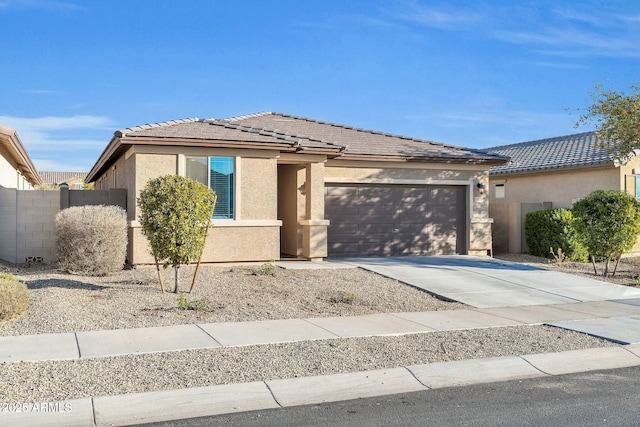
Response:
[240,157,277,220]
[93,147,281,264]
[130,226,280,264]
[489,165,621,208]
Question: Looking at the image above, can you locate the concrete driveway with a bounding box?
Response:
[341,256,640,309]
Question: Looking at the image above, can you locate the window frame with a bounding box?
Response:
[184,155,237,220]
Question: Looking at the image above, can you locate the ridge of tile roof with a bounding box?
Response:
[117,118,200,136]
[485,131,614,174]
[223,112,505,161]
[40,171,88,184]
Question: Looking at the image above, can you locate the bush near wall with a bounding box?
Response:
[524,208,588,262]
[55,205,127,276]
[0,273,28,320]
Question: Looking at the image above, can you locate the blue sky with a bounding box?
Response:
[1,0,639,172]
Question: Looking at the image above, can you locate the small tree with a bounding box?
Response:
[137,175,216,293]
[572,190,640,277]
[576,82,640,164]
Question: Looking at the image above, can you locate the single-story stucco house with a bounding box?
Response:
[485,131,640,254]
[86,112,508,264]
[0,125,42,189]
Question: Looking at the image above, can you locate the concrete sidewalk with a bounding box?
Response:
[6,346,640,426]
[5,299,640,363]
[6,255,640,426]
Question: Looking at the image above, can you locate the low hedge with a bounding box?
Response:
[524,208,588,262]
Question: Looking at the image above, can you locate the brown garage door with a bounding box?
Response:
[325,184,467,256]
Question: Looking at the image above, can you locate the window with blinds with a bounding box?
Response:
[185,156,235,219]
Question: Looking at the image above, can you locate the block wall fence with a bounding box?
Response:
[0,188,126,265]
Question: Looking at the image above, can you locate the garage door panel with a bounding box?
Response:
[326,184,466,257]
[325,206,360,216]
[328,223,359,235]
[360,242,394,255]
[357,187,395,201]
[394,214,432,225]
[359,205,394,216]
[429,238,458,255]
[327,243,360,254]
[326,186,358,199]
[394,223,428,233]
[358,214,396,224]
[359,223,394,234]
[431,188,461,204]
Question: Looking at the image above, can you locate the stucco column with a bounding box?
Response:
[301,161,329,261]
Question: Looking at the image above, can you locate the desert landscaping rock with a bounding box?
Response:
[0,264,464,336]
[0,260,622,405]
[0,326,613,403]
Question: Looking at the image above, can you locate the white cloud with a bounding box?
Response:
[493,28,640,58]
[32,158,91,172]
[0,114,113,172]
[395,3,483,30]
[23,89,57,95]
[0,115,112,131]
[0,0,83,12]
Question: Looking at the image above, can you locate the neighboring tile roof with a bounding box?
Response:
[39,171,88,184]
[119,112,507,163]
[485,132,614,175]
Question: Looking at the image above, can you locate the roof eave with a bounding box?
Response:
[86,136,345,182]
[0,125,42,186]
[338,153,509,165]
[490,160,614,176]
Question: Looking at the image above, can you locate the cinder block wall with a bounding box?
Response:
[0,189,59,264]
[0,189,18,263]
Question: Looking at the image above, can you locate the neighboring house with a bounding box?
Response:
[39,171,89,189]
[0,125,42,189]
[485,131,640,254]
[86,112,507,264]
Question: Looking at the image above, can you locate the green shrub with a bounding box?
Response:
[572,190,640,276]
[340,292,358,304]
[177,294,210,311]
[524,209,588,262]
[138,175,217,293]
[259,261,276,276]
[55,205,128,276]
[330,291,358,305]
[0,273,28,320]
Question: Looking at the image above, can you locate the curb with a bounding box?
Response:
[4,345,640,427]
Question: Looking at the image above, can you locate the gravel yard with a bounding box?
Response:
[0,259,621,403]
[0,263,463,336]
[495,253,640,287]
[0,326,612,402]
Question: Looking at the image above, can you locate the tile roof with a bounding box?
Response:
[39,171,88,184]
[485,132,614,175]
[119,112,507,163]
